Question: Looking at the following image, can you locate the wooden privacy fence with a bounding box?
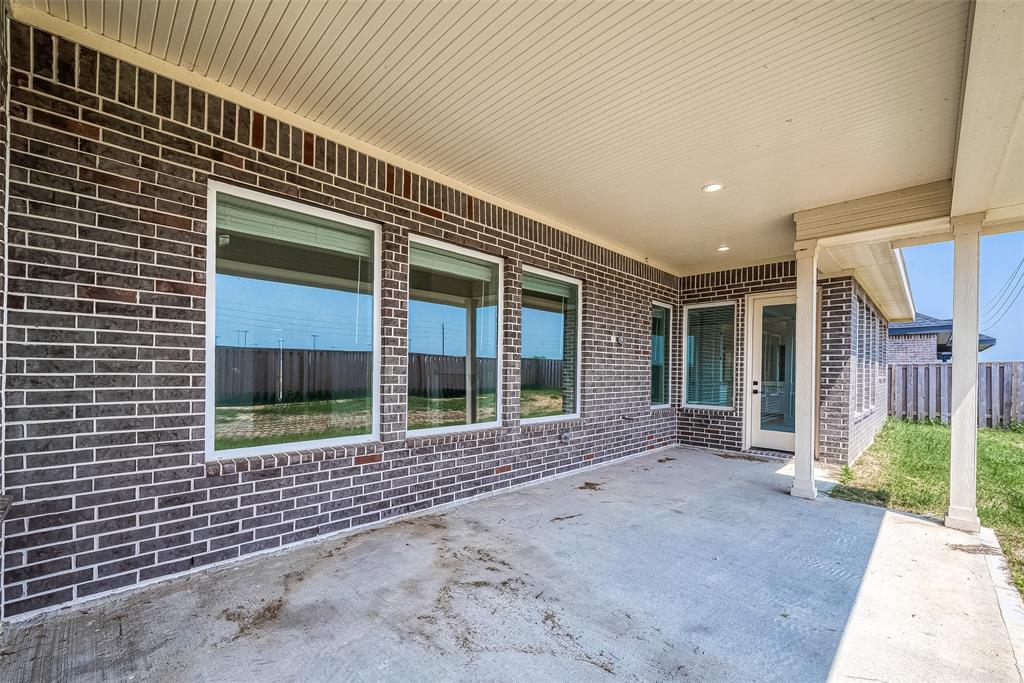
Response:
[215,347,562,404]
[888,362,1024,427]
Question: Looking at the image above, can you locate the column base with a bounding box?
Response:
[945,506,981,533]
[791,482,818,500]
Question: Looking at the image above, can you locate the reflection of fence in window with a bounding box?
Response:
[215,347,561,404]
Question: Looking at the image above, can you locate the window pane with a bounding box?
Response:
[685,305,734,407]
[522,272,579,418]
[651,305,671,405]
[214,194,374,452]
[759,303,795,432]
[408,242,500,430]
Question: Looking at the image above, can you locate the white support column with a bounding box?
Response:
[946,214,983,533]
[792,242,819,500]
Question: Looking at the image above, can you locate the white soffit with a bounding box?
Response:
[14,0,971,274]
[952,0,1024,216]
[819,241,915,322]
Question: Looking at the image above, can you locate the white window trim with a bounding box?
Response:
[406,234,504,437]
[681,300,737,411]
[651,299,674,409]
[205,181,383,460]
[520,265,583,424]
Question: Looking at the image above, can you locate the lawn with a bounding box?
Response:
[214,389,566,450]
[830,419,1024,596]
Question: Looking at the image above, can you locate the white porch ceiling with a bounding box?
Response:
[16,0,971,274]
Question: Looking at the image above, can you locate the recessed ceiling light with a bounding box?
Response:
[717,244,731,252]
[701,183,725,193]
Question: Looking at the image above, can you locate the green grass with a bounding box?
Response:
[215,388,566,447]
[521,388,566,419]
[406,392,497,430]
[215,397,372,451]
[215,425,370,451]
[831,419,1024,596]
[217,397,371,419]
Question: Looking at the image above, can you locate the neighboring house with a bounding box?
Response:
[0,1,1018,621]
[888,313,997,363]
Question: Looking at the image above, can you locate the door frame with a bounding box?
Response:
[743,290,798,452]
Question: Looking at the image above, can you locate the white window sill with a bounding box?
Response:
[680,403,736,412]
[406,421,504,438]
[208,432,380,461]
[521,413,582,425]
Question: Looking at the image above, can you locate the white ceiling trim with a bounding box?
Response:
[951,0,1024,215]
[10,3,683,276]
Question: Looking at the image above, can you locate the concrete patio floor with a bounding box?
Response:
[1,446,1021,682]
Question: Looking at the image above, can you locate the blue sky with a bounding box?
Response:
[216,274,565,358]
[902,231,1024,361]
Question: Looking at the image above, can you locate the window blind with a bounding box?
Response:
[217,193,373,258]
[686,305,734,407]
[409,242,495,281]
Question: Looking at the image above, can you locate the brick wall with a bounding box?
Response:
[1,23,681,619]
[676,268,888,464]
[0,22,896,619]
[677,262,797,451]
[887,333,937,363]
[0,0,10,591]
[847,280,888,463]
[818,277,889,465]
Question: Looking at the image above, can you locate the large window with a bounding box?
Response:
[651,304,672,406]
[684,304,735,407]
[209,186,378,456]
[408,238,501,432]
[521,268,581,420]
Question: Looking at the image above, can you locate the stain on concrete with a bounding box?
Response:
[550,514,582,523]
[221,598,285,640]
[0,448,1013,682]
[578,481,603,491]
[948,543,1002,555]
[657,457,676,464]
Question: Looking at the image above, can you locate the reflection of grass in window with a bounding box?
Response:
[521,388,565,418]
[407,392,497,430]
[215,426,370,451]
[215,396,371,451]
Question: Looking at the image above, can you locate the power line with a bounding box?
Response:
[981,255,1024,315]
[981,273,1024,331]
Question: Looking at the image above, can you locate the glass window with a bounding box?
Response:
[521,270,580,419]
[408,240,500,430]
[758,303,795,432]
[651,304,671,405]
[213,192,375,454]
[685,304,735,407]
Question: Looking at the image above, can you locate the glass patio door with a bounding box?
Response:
[749,295,797,451]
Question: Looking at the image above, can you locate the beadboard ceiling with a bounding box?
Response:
[14,0,972,273]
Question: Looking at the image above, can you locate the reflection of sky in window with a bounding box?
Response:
[215,275,372,351]
[409,300,500,358]
[218,275,567,359]
[522,308,564,359]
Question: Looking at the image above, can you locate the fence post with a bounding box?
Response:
[887,361,1021,428]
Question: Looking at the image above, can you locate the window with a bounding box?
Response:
[408,238,501,432]
[684,304,735,407]
[521,268,581,420]
[209,186,378,456]
[651,303,672,406]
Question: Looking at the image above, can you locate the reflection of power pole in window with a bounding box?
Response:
[311,334,319,350]
[441,323,446,356]
[278,337,285,403]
